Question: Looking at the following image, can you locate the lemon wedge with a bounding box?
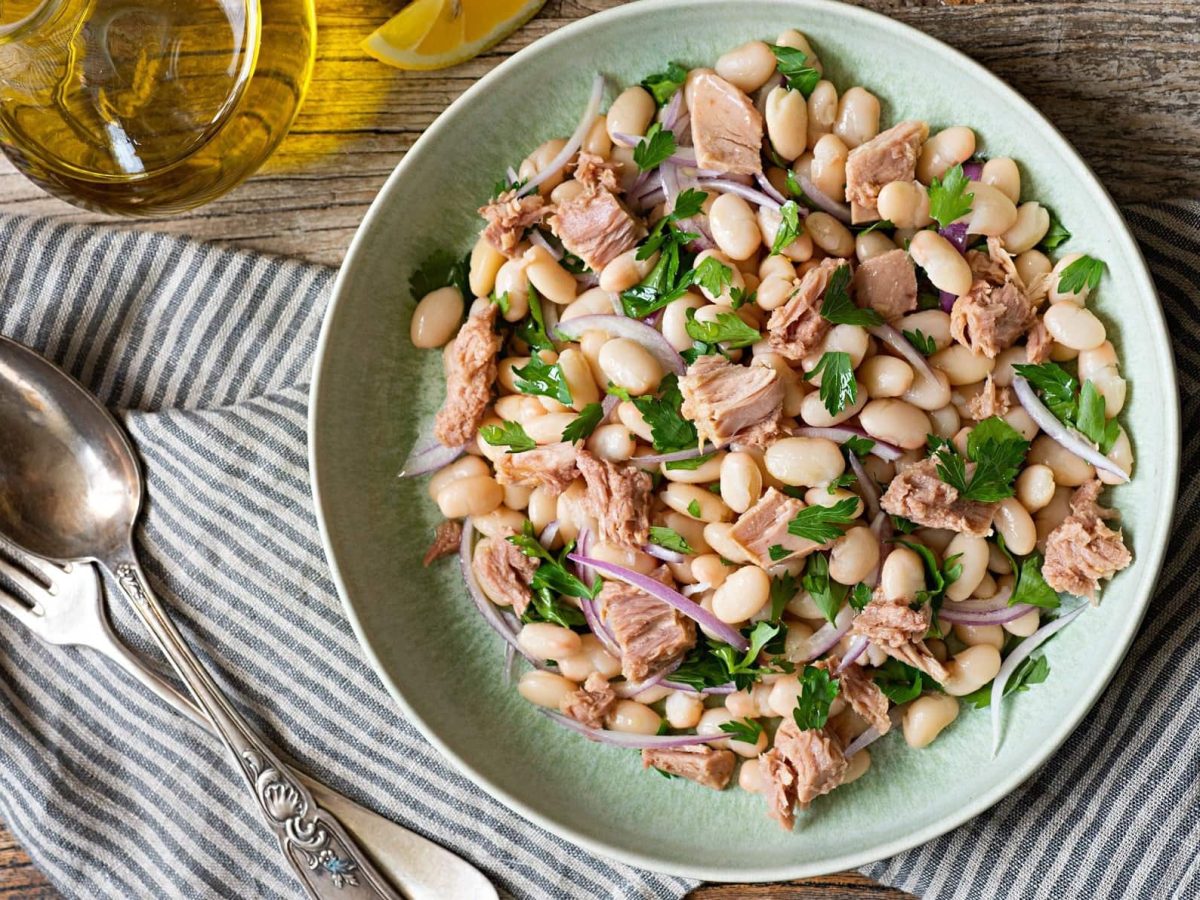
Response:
[363,0,546,71]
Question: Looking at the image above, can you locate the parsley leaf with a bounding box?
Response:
[685,308,761,349]
[927,417,1029,503]
[633,123,677,171]
[917,292,942,311]
[895,538,960,634]
[769,544,791,562]
[561,402,604,443]
[804,351,858,416]
[409,249,470,301]
[902,328,938,356]
[787,497,859,544]
[771,200,803,255]
[793,665,839,730]
[690,256,735,298]
[827,471,857,494]
[802,552,849,624]
[641,61,689,107]
[649,526,694,555]
[709,622,785,689]
[1076,380,1121,453]
[514,285,553,352]
[849,582,873,612]
[507,524,599,627]
[489,173,527,201]
[665,452,715,471]
[1009,551,1060,610]
[962,654,1050,709]
[819,264,883,327]
[631,373,698,453]
[928,164,975,229]
[769,572,798,621]
[873,658,931,704]
[1040,209,1071,250]
[856,219,895,235]
[513,356,573,406]
[606,383,633,402]
[1012,362,1079,421]
[620,190,705,318]
[844,435,876,457]
[1056,254,1106,294]
[489,291,510,316]
[687,498,702,518]
[768,45,821,97]
[891,515,920,534]
[720,718,764,744]
[480,420,536,454]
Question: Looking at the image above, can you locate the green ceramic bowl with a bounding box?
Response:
[309,0,1179,881]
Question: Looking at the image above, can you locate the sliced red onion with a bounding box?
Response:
[866,511,891,587]
[661,160,682,209]
[962,160,984,180]
[539,520,561,549]
[755,172,788,206]
[661,89,684,131]
[530,229,563,261]
[837,635,870,673]
[939,602,1036,627]
[941,221,969,254]
[697,178,781,211]
[517,73,605,198]
[992,604,1086,757]
[505,165,519,184]
[459,522,547,669]
[675,111,692,144]
[792,426,902,462]
[938,585,1015,614]
[794,171,852,223]
[554,315,685,376]
[614,659,682,698]
[630,442,716,466]
[633,186,667,212]
[667,146,699,166]
[611,131,643,149]
[1012,377,1130,482]
[539,710,728,748]
[574,271,600,288]
[645,543,687,565]
[567,554,749,651]
[600,393,620,423]
[581,596,622,658]
[632,170,665,200]
[939,290,957,313]
[574,526,598,587]
[869,323,938,385]
[399,439,466,479]
[848,451,880,520]
[503,644,518,685]
[844,708,902,756]
[795,605,855,662]
[662,680,737,695]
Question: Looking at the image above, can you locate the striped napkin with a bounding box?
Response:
[0,202,1194,900]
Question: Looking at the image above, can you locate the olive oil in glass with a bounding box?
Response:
[0,0,316,214]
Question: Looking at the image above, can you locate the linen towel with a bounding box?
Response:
[0,202,1194,900]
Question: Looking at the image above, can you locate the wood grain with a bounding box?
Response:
[0,0,1195,896]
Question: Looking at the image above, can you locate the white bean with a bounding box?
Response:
[944,534,988,601]
[981,157,1021,203]
[829,526,880,586]
[518,671,577,709]
[942,645,1002,696]
[881,546,926,603]
[411,286,464,349]
[1043,302,1106,351]
[876,180,932,229]
[1001,202,1051,254]
[806,81,838,145]
[469,234,505,298]
[606,699,662,735]
[954,623,1006,650]
[930,344,996,385]
[833,87,880,149]
[720,452,764,514]
[810,134,849,201]
[519,138,569,195]
[855,230,897,262]
[600,247,658,293]
[994,497,1037,555]
[806,211,854,258]
[1098,426,1134,486]
[586,423,635,462]
[561,288,619,321]
[917,126,976,184]
[665,691,705,729]
[859,399,932,449]
[715,40,778,93]
[527,257,578,306]
[765,437,845,487]
[663,483,733,523]
[606,86,655,142]
[661,452,724,484]
[903,694,960,748]
[713,566,772,624]
[859,355,914,399]
[1015,463,1056,513]
[436,475,503,518]
[661,292,709,351]
[766,86,809,161]
[800,381,868,425]
[966,182,1019,237]
[599,338,664,396]
[909,230,973,295]
[710,193,763,260]
[1048,253,1091,306]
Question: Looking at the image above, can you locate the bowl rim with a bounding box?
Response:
[309,0,1180,882]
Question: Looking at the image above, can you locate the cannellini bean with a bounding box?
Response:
[589,540,659,574]
[661,292,709,351]
[843,748,872,785]
[782,620,815,662]
[768,675,805,718]
[804,323,870,373]
[881,546,926,602]
[411,286,464,349]
[1016,249,1053,287]
[973,572,998,599]
[502,482,534,512]
[981,157,1021,203]
[519,138,569,195]
[527,257,578,306]
[600,247,658,293]
[775,28,822,72]
[965,182,1019,237]
[929,344,996,386]
[1003,405,1039,442]
[833,87,880,148]
[599,338,664,396]
[664,483,733,523]
[558,348,600,410]
[909,230,973,295]
[903,694,960,748]
[716,40,778,93]
[586,423,635,462]
[713,566,772,623]
[829,526,880,586]
[518,671,577,708]
[856,230,897,262]
[617,400,655,443]
[1016,463,1056,513]
[756,273,799,311]
[765,437,845,487]
[606,86,655,142]
[1098,426,1134,486]
[942,645,1002,696]
[527,484,558,532]
[739,758,765,793]
[807,80,838,145]
[859,355,915,398]
[720,451,764,514]
[581,114,612,158]
[1078,341,1126,417]
[800,381,868,425]
[609,145,639,192]
[758,206,814,262]
[1048,253,1091,305]
[896,310,953,351]
[606,699,662,735]
[661,452,724,484]
[692,553,731,589]
[710,193,764,260]
[665,691,705,729]
[876,180,932,229]
[436,474,502,518]
[917,126,976,184]
[494,258,530,310]
[927,403,961,439]
[766,86,809,161]
[859,399,932,449]
[805,487,864,519]
[550,180,584,205]
[702,523,752,565]
[519,623,582,660]
[469,234,505,298]
[1002,202,1051,254]
[806,211,855,258]
[759,254,796,281]
[697,708,766,757]
[994,497,1037,555]
[1043,302,1106,351]
[1004,608,1041,638]
[525,412,578,445]
[494,394,544,426]
[561,288,619,322]
[992,346,1026,388]
[945,534,989,601]
[810,134,849,201]
[471,506,526,539]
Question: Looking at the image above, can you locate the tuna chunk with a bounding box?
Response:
[844,121,929,222]
[1026,318,1053,364]
[729,488,821,568]
[472,532,538,616]
[422,519,463,567]
[880,458,996,536]
[852,248,918,321]
[767,258,844,360]
[434,304,503,447]
[479,190,548,257]
[967,374,1014,421]
[950,279,1036,359]
[548,172,645,272]
[761,721,848,829]
[559,673,617,729]
[642,744,736,790]
[576,450,653,548]
[833,660,893,735]
[678,355,783,448]
[573,152,621,193]
[600,571,696,682]
[967,236,1023,289]
[689,72,764,175]
[851,588,949,683]
[493,442,579,496]
[1042,480,1132,603]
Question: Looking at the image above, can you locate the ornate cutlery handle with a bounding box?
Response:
[111,558,402,900]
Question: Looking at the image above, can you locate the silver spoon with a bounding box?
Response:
[0,335,403,900]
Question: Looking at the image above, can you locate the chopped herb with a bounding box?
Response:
[480,420,536,454]
[928,163,975,229]
[902,328,938,357]
[890,515,920,534]
[1009,551,1061,610]
[631,373,698,453]
[561,402,605,443]
[649,526,694,555]
[769,572,798,621]
[489,174,527,201]
[849,582,873,612]
[620,189,706,318]
[896,539,961,631]
[787,496,860,545]
[819,265,884,327]
[409,249,470,301]
[606,383,634,402]
[641,61,689,107]
[711,622,785,687]
[873,658,933,703]
[1056,254,1106,294]
[827,471,857,494]
[633,123,677,171]
[720,718,765,744]
[507,524,599,627]
[771,200,803,255]
[685,307,761,349]
[1012,362,1118,452]
[784,169,807,201]
[691,256,735,298]
[926,417,1029,503]
[665,452,715,471]
[674,622,784,691]
[489,291,511,316]
[514,285,553,352]
[844,435,876,457]
[917,292,942,311]
[513,356,573,406]
[768,45,821,96]
[730,287,755,310]
[793,665,839,730]
[1076,380,1121,453]
[525,587,588,628]
[962,654,1050,709]
[856,219,895,235]
[802,552,849,624]
[687,498,702,518]
[769,544,791,562]
[1040,209,1071,250]
[804,351,858,416]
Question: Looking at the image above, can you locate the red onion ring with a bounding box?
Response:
[796,605,855,662]
[518,73,606,198]
[554,314,685,376]
[794,171,852,223]
[792,426,903,462]
[399,439,466,479]
[459,522,548,669]
[1012,377,1130,482]
[539,710,728,748]
[869,323,938,385]
[837,635,870,673]
[645,543,688,565]
[848,451,880,520]
[939,602,1037,627]
[696,178,782,211]
[755,172,789,206]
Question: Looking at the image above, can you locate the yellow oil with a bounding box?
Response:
[0,0,315,215]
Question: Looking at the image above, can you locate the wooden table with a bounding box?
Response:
[0,0,1195,896]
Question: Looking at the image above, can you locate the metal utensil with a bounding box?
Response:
[0,335,400,899]
[0,539,497,900]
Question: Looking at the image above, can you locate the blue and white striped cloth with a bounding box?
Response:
[0,203,1194,899]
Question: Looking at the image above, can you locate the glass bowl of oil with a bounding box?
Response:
[0,0,316,215]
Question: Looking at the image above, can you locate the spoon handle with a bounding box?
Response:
[110,558,403,900]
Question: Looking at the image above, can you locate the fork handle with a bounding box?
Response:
[108,555,402,900]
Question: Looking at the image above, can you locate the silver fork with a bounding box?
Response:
[0,539,497,900]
